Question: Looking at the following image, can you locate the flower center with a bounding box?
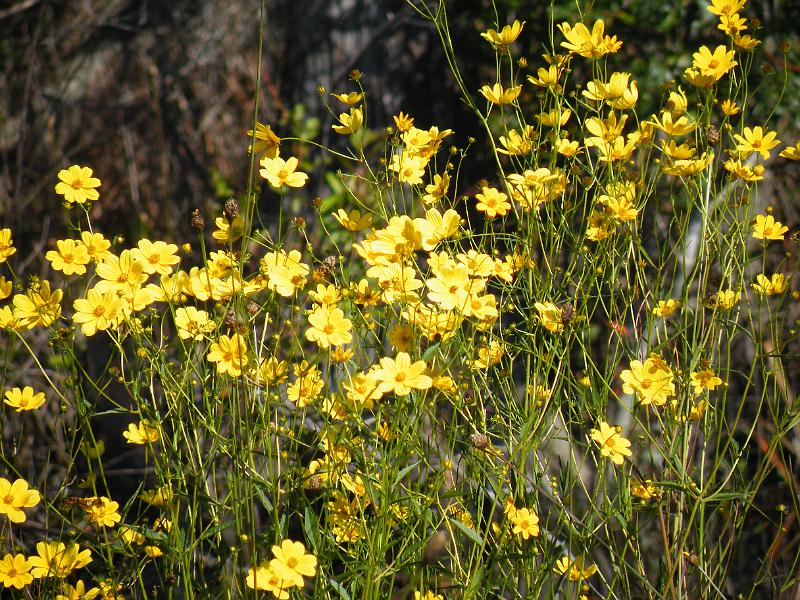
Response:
[287,557,298,569]
[395,372,407,382]
[71,179,84,190]
[94,306,106,317]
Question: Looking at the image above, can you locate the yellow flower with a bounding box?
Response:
[333,208,372,232]
[72,289,126,337]
[46,239,90,275]
[118,525,145,545]
[422,172,450,204]
[534,301,563,333]
[259,156,308,188]
[752,214,789,240]
[212,215,245,243]
[174,306,214,341]
[510,507,540,539]
[690,45,737,82]
[246,562,291,598]
[779,140,800,160]
[704,289,741,310]
[733,33,760,50]
[4,386,46,412]
[94,250,147,297]
[332,107,363,135]
[269,540,317,588]
[414,592,444,600]
[246,122,280,158]
[620,356,675,406]
[631,479,659,500]
[650,111,697,137]
[331,91,364,105]
[261,249,309,297]
[389,153,427,184]
[207,333,249,377]
[0,277,12,300]
[707,0,746,16]
[393,111,414,132]
[0,228,15,263]
[0,554,32,589]
[475,186,511,218]
[590,421,632,465]
[305,305,353,348]
[527,64,562,92]
[28,541,92,578]
[140,485,173,507]
[55,165,101,204]
[12,280,62,329]
[724,159,765,182]
[123,420,160,444]
[733,126,781,161]
[751,273,788,296]
[131,239,180,275]
[554,555,598,581]
[0,478,40,523]
[82,496,121,527]
[653,299,680,317]
[690,369,723,395]
[480,20,525,50]
[558,19,621,59]
[56,579,101,600]
[373,352,433,396]
[718,12,748,36]
[79,231,112,263]
[479,83,522,105]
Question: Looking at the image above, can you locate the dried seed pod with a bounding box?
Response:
[191,209,205,231]
[560,302,575,324]
[469,433,490,450]
[224,310,238,330]
[706,124,720,147]
[223,198,239,222]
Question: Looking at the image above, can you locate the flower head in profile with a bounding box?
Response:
[246,122,281,158]
[333,208,372,232]
[331,91,364,105]
[752,214,788,241]
[55,165,101,205]
[751,272,789,296]
[534,302,563,333]
[56,580,101,600]
[123,420,160,444]
[480,20,525,51]
[332,107,363,135]
[653,299,680,317]
[0,554,32,589]
[28,541,92,578]
[259,156,308,188]
[479,83,522,105]
[558,19,621,59]
[0,228,16,263]
[269,540,317,588]
[4,386,46,412]
[12,280,62,329]
[0,478,40,523]
[554,555,598,582]
[590,421,632,465]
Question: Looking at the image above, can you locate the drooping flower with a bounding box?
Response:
[0,229,16,263]
[332,107,363,135]
[246,122,281,158]
[479,83,522,105]
[751,272,789,296]
[590,421,632,465]
[55,165,101,205]
[480,20,525,50]
[0,478,40,523]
